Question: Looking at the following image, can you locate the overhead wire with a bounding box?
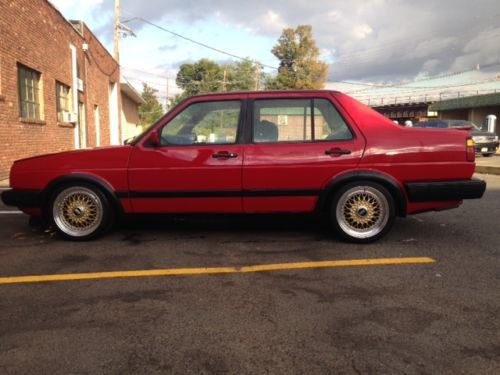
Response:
[117,9,500,98]
[121,15,277,71]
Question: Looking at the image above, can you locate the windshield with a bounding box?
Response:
[128,111,172,146]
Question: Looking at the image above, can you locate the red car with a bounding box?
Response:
[1,90,486,242]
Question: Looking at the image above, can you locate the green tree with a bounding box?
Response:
[225,60,259,91]
[138,83,164,127]
[266,25,328,90]
[176,59,224,100]
[173,59,261,106]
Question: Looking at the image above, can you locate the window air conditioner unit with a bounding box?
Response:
[62,111,78,123]
[77,79,84,92]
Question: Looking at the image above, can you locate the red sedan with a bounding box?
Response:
[1,90,486,242]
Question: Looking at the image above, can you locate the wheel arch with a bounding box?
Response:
[316,170,407,217]
[41,173,125,217]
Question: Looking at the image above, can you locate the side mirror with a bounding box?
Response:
[149,131,160,147]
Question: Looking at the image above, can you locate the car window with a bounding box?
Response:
[253,98,352,143]
[314,98,353,141]
[160,100,241,145]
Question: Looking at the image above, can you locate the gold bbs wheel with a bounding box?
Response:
[335,185,391,241]
[52,186,104,238]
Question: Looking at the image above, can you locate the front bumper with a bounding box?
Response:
[1,189,42,208]
[405,178,486,202]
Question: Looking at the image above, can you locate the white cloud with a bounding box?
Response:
[49,0,500,83]
[352,24,373,40]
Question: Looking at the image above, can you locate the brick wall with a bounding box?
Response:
[0,0,120,179]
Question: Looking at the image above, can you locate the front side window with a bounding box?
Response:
[253,98,352,143]
[160,100,241,146]
[18,64,42,120]
[56,81,72,122]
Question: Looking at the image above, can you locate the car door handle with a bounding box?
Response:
[325,148,352,156]
[212,151,238,159]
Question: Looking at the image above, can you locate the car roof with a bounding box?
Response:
[189,89,340,99]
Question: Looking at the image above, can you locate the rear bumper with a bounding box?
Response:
[1,189,41,208]
[474,141,499,153]
[405,178,486,202]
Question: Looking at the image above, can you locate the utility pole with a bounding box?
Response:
[113,0,121,145]
[114,0,120,63]
[222,69,227,92]
[166,76,170,110]
[254,63,260,91]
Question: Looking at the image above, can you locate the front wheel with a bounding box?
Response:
[49,184,112,241]
[330,181,395,243]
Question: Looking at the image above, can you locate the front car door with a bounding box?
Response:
[128,99,244,213]
[243,93,365,212]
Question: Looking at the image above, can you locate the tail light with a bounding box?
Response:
[466,137,475,162]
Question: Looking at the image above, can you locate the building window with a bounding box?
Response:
[18,64,42,120]
[56,81,72,122]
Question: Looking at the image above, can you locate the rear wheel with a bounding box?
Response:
[49,184,112,241]
[330,181,395,243]
[482,153,494,157]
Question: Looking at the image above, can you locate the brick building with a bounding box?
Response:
[0,0,122,179]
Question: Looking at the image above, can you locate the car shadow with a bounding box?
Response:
[118,213,329,238]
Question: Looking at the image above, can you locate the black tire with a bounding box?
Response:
[482,153,494,157]
[47,183,113,241]
[330,181,395,243]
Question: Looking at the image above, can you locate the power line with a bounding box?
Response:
[119,11,500,95]
[122,65,175,79]
[122,15,278,71]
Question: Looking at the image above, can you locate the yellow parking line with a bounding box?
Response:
[0,257,435,285]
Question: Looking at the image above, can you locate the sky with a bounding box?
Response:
[49,0,500,102]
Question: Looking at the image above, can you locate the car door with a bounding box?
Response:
[242,95,365,213]
[127,99,244,213]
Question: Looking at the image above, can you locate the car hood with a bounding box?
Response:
[12,146,133,171]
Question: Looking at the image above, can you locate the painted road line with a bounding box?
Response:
[0,257,436,285]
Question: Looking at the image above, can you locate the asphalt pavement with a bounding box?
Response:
[0,175,499,374]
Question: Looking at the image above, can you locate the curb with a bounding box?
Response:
[475,166,500,175]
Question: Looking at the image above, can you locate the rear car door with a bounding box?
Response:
[242,94,365,212]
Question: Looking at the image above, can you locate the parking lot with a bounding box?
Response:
[0,174,499,374]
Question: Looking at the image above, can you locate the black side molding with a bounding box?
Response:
[127,189,321,199]
[405,178,486,202]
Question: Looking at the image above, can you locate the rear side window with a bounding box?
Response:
[253,98,352,143]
